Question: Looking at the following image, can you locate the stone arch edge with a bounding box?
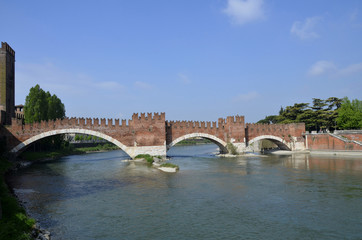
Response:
[248,135,291,150]
[167,133,228,153]
[10,129,132,157]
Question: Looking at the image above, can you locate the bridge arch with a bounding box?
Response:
[167,133,228,154]
[248,135,291,150]
[10,128,132,157]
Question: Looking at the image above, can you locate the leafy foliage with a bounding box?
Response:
[257,97,349,131]
[160,163,179,170]
[336,97,362,129]
[24,84,66,151]
[135,154,154,164]
[0,159,35,240]
[24,84,65,123]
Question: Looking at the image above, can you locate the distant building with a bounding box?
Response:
[15,104,24,122]
[0,42,15,125]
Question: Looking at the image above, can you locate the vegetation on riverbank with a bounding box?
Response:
[19,143,119,162]
[0,158,35,240]
[258,97,362,131]
[135,154,154,164]
[160,163,179,170]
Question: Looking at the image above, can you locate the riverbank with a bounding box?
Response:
[0,157,36,240]
[19,143,119,162]
[0,144,119,240]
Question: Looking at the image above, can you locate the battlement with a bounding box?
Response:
[12,112,168,131]
[166,120,218,129]
[167,115,244,129]
[1,42,15,56]
[132,112,165,121]
[246,122,305,130]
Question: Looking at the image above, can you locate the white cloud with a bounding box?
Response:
[15,61,127,117]
[350,9,358,22]
[134,81,153,90]
[308,61,337,76]
[291,16,321,40]
[233,91,260,102]
[178,73,191,84]
[308,61,362,77]
[223,0,265,25]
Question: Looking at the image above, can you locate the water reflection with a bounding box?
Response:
[279,154,362,174]
[8,145,362,240]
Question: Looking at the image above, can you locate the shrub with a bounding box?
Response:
[227,142,238,155]
[160,163,179,170]
[135,154,154,164]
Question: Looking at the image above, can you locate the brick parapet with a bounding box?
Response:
[307,133,362,151]
[166,115,245,145]
[246,122,305,141]
[5,113,166,148]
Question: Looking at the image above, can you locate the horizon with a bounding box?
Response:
[1,0,361,123]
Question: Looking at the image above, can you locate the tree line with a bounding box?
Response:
[24,84,66,150]
[258,97,362,132]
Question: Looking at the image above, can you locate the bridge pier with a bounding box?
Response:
[126,145,167,159]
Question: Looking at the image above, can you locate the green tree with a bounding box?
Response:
[24,84,65,123]
[257,97,343,132]
[336,97,362,129]
[257,115,279,124]
[24,84,66,150]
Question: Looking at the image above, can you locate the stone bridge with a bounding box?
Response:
[1,113,306,158]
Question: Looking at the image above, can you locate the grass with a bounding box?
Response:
[0,158,36,240]
[160,163,179,170]
[134,154,154,164]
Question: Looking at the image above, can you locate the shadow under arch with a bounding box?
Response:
[248,135,291,151]
[167,133,228,154]
[10,128,132,157]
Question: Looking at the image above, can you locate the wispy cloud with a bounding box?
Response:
[308,60,362,77]
[15,61,127,117]
[178,73,191,84]
[134,81,153,90]
[223,0,265,25]
[291,16,322,40]
[350,9,358,22]
[233,91,260,102]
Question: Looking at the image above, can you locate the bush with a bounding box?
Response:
[0,158,35,240]
[227,142,238,155]
[160,163,179,170]
[135,154,154,164]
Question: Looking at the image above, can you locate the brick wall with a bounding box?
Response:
[246,123,305,142]
[166,115,245,145]
[307,134,362,151]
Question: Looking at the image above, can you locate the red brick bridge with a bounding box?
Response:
[1,113,306,158]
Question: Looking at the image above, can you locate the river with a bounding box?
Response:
[8,144,362,239]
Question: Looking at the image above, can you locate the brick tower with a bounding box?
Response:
[0,42,15,125]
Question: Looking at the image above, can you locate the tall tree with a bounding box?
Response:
[257,97,343,132]
[24,84,65,123]
[336,97,362,129]
[24,85,66,150]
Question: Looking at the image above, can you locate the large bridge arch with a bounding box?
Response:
[10,128,132,157]
[167,133,228,154]
[248,135,291,150]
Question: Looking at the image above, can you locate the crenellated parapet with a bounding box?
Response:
[5,113,167,149]
[2,112,308,157]
[245,122,305,142]
[166,115,245,145]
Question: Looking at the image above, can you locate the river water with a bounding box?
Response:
[8,144,362,239]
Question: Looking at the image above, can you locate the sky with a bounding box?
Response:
[1,0,361,123]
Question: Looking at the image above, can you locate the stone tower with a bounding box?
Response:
[0,42,15,125]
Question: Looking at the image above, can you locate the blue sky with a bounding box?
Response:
[1,0,361,122]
